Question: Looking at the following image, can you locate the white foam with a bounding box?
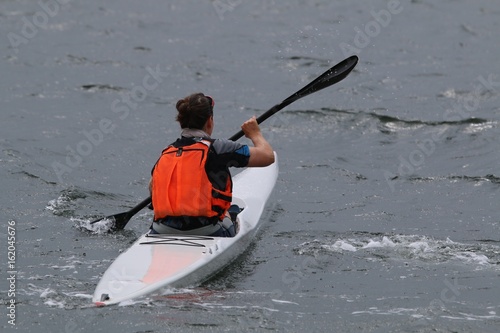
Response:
[272,299,300,305]
[40,288,56,298]
[363,236,396,249]
[317,235,499,270]
[323,240,357,252]
[72,217,114,234]
[44,299,66,308]
[118,298,150,307]
[50,265,76,271]
[440,88,458,98]
[64,292,93,299]
[45,197,67,213]
[408,241,432,253]
[454,252,490,266]
[441,312,500,321]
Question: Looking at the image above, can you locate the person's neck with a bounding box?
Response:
[181,128,211,138]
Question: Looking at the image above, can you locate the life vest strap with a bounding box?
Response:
[212,189,232,202]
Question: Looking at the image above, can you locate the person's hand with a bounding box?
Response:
[241,116,275,167]
[241,116,261,139]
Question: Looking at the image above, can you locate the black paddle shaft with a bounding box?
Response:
[92,55,359,230]
[228,55,358,141]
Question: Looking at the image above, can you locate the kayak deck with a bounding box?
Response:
[94,234,222,306]
[139,234,216,247]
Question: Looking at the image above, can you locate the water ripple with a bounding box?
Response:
[295,233,500,270]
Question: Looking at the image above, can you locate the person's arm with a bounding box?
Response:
[241,116,275,167]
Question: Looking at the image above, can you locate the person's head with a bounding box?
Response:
[176,93,214,133]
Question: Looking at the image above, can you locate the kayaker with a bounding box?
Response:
[149,92,274,237]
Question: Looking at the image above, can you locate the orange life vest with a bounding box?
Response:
[151,139,232,221]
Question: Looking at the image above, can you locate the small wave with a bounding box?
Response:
[450,174,500,185]
[24,280,94,309]
[352,304,500,322]
[441,311,500,321]
[80,84,125,93]
[50,264,77,272]
[13,170,57,185]
[272,299,300,305]
[46,186,125,223]
[439,88,465,99]
[439,87,497,100]
[320,108,489,126]
[408,174,500,185]
[383,116,488,127]
[65,54,127,67]
[362,236,397,249]
[39,287,72,309]
[64,292,93,299]
[326,240,358,252]
[282,55,331,69]
[114,287,213,307]
[117,298,153,307]
[353,306,420,317]
[46,187,88,216]
[296,234,500,270]
[22,284,67,308]
[133,46,152,52]
[44,298,66,309]
[297,164,368,181]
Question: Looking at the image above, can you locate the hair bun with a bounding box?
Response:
[175,93,211,129]
[176,98,189,113]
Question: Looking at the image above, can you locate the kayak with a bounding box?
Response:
[92,152,278,306]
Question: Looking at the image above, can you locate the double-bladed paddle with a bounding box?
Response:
[91,55,358,231]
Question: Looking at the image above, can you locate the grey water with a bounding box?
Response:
[1,0,500,332]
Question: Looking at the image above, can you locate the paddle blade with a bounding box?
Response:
[90,197,152,232]
[284,55,358,105]
[227,55,358,142]
[110,212,133,230]
[90,212,130,231]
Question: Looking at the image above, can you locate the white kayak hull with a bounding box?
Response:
[92,152,278,306]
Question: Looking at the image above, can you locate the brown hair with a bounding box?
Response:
[175,93,213,129]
